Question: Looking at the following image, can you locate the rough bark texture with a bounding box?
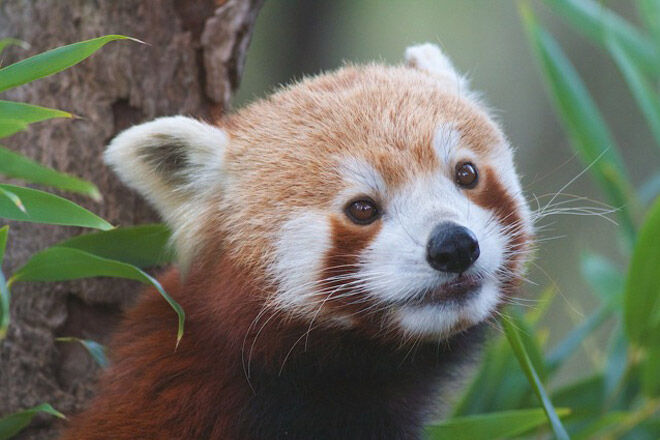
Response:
[0,1,263,438]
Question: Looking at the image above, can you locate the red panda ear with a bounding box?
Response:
[105,116,228,266]
[404,43,469,91]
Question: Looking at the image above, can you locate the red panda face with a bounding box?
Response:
[258,117,531,340]
[105,44,532,342]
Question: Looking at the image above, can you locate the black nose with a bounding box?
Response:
[426,222,480,273]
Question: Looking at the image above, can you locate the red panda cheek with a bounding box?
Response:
[319,215,382,309]
[466,166,530,291]
[467,167,518,224]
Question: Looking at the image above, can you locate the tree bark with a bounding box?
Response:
[0,1,263,438]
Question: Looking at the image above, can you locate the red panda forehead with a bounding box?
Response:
[226,64,507,189]
[216,64,516,270]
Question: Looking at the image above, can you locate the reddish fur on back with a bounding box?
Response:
[58,259,260,439]
[59,252,484,439]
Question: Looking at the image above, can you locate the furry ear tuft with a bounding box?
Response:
[405,43,468,91]
[105,116,228,267]
[105,116,228,201]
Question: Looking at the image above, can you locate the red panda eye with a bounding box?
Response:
[345,199,380,225]
[455,162,478,189]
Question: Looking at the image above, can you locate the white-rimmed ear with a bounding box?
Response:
[105,116,228,265]
[405,43,468,91]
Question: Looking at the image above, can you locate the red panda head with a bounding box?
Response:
[105,44,533,341]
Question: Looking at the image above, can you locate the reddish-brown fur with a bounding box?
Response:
[59,258,257,439]
[59,252,484,439]
[60,253,334,439]
[317,215,383,324]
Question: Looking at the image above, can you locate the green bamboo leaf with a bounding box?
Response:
[580,399,660,439]
[450,338,509,416]
[0,38,29,56]
[11,247,184,346]
[519,4,637,241]
[56,337,108,368]
[624,196,660,346]
[641,348,660,397]
[509,309,547,379]
[0,184,111,230]
[606,35,660,151]
[0,187,25,213]
[541,0,660,74]
[0,119,28,138]
[0,35,135,93]
[629,415,660,438]
[502,316,570,440]
[0,146,100,200]
[425,408,570,440]
[0,226,8,339]
[0,403,64,440]
[552,374,605,418]
[451,310,542,417]
[59,224,173,268]
[572,411,629,440]
[0,100,71,124]
[451,336,530,416]
[638,0,660,47]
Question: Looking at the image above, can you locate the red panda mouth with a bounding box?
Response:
[411,274,483,307]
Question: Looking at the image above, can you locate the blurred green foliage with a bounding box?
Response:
[0,36,179,438]
[0,404,64,440]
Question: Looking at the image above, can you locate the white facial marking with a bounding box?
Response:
[432,123,461,167]
[394,279,500,337]
[270,211,332,315]
[337,157,387,202]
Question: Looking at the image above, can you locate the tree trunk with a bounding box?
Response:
[0,1,263,438]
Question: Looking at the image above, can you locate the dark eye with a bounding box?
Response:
[345,198,380,225]
[455,162,478,189]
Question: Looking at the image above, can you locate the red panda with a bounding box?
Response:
[60,43,532,440]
